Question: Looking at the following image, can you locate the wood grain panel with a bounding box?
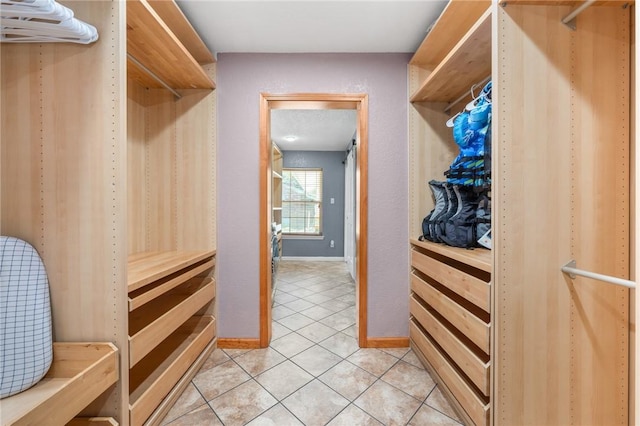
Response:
[1,1,128,420]
[129,316,215,425]
[569,6,630,425]
[411,249,491,313]
[175,68,216,251]
[411,296,490,396]
[411,9,492,103]
[126,0,214,90]
[0,343,118,426]
[411,272,490,354]
[411,321,490,426]
[128,79,149,254]
[494,5,574,424]
[145,89,178,251]
[146,0,215,65]
[494,3,630,424]
[410,238,492,273]
[410,0,491,69]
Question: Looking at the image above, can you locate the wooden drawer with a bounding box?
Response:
[129,278,215,367]
[129,315,215,426]
[411,272,490,354]
[410,320,489,426]
[128,257,215,311]
[411,248,490,313]
[411,295,490,396]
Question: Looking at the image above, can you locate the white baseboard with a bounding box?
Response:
[281,256,345,262]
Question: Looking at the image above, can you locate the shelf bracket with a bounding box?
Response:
[561,260,635,289]
[561,0,596,31]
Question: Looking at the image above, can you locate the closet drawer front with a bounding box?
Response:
[130,316,215,426]
[411,248,490,313]
[410,295,490,396]
[410,320,489,426]
[411,272,490,355]
[129,278,215,367]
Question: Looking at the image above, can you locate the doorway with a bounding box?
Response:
[259,93,369,348]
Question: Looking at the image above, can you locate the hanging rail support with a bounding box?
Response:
[561,0,596,31]
[127,53,182,100]
[444,75,491,113]
[561,260,635,289]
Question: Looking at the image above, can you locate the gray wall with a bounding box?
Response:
[282,151,345,258]
[217,53,410,339]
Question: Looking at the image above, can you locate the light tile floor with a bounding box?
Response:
[162,260,463,426]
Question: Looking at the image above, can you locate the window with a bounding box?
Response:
[282,168,323,235]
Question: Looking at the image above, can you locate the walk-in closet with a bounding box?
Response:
[409,0,635,424]
[1,0,217,424]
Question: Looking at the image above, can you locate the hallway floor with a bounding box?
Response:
[161,260,463,425]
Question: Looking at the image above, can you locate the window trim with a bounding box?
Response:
[281,167,323,236]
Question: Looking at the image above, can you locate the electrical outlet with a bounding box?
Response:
[330,240,335,248]
[330,198,335,204]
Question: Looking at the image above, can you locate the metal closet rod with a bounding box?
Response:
[561,0,596,29]
[127,53,182,99]
[561,260,635,289]
[444,75,491,113]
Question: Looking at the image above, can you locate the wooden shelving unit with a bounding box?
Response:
[127,0,215,90]
[1,0,217,423]
[410,7,491,103]
[0,343,118,426]
[128,250,216,293]
[129,316,215,426]
[409,1,634,424]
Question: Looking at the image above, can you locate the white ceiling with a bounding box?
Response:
[175,0,449,151]
[271,109,357,151]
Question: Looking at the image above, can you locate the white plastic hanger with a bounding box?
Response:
[1,0,98,44]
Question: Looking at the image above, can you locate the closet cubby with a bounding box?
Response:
[409,1,634,425]
[1,0,216,424]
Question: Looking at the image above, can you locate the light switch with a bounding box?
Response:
[330,198,335,204]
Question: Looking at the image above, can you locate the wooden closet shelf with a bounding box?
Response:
[128,250,216,292]
[410,0,490,70]
[146,0,215,65]
[128,257,215,312]
[127,0,215,90]
[410,238,491,273]
[129,278,215,367]
[410,8,492,104]
[0,343,118,426]
[129,315,215,426]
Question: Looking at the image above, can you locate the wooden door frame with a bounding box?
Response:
[259,93,369,348]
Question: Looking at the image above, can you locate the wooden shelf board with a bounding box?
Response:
[129,278,215,367]
[127,0,215,90]
[0,343,118,426]
[410,238,492,273]
[410,0,491,69]
[146,0,215,65]
[128,250,215,292]
[128,258,215,311]
[410,9,492,103]
[129,316,215,426]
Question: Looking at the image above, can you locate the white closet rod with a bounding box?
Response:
[127,53,182,99]
[444,75,491,113]
[561,260,635,289]
[561,0,596,30]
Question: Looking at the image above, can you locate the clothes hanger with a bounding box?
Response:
[1,0,98,44]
